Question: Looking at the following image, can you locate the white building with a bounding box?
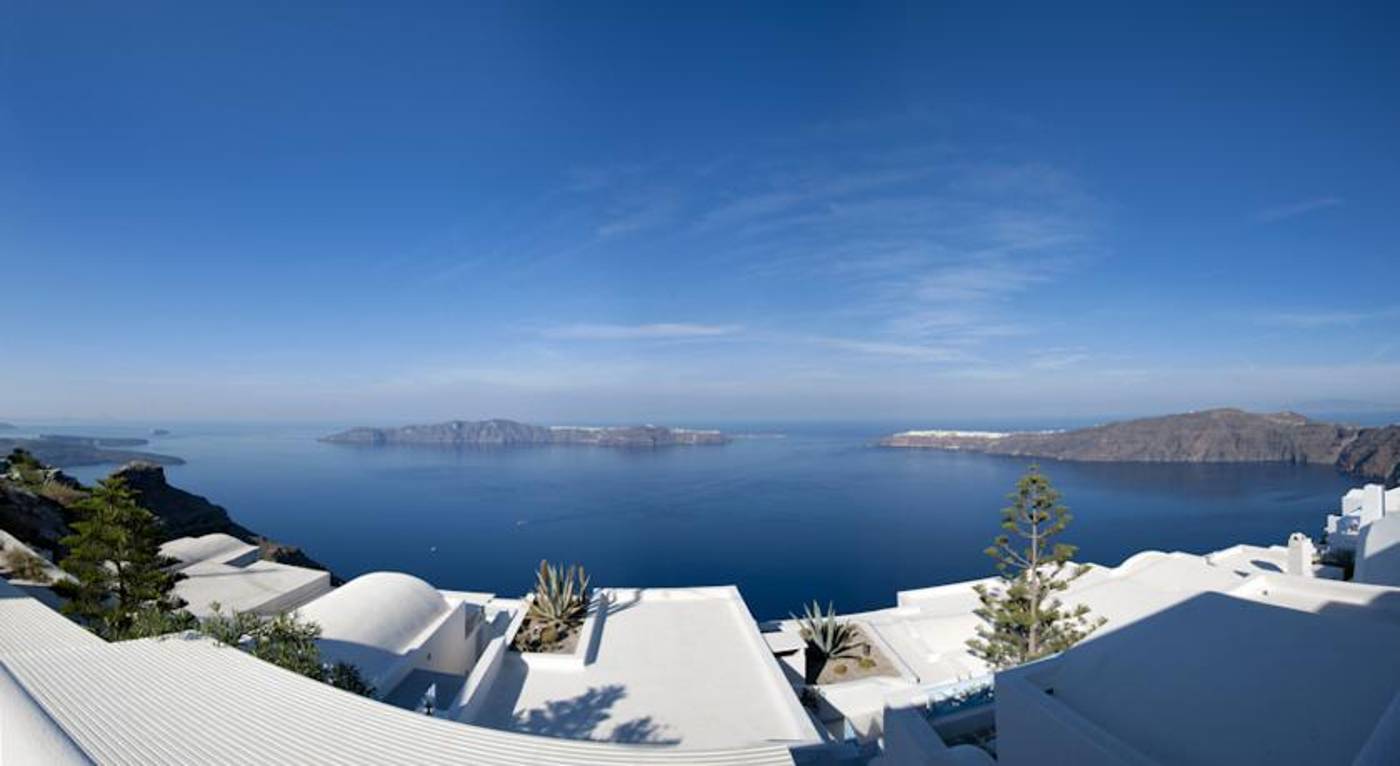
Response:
[1326,484,1400,558]
[158,533,333,618]
[0,577,799,766]
[295,571,491,708]
[5,519,1399,764]
[1355,513,1400,587]
[990,577,1400,765]
[772,536,1346,743]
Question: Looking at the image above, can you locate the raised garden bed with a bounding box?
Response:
[812,625,900,685]
[506,591,606,671]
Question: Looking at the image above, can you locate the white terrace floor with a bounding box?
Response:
[469,587,820,750]
[798,543,1342,692]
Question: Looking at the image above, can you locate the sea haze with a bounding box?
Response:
[37,420,1357,620]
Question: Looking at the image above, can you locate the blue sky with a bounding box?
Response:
[2,1,1397,423]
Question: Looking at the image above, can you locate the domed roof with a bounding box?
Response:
[297,572,449,653]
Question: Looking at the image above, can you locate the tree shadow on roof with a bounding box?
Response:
[511,684,680,745]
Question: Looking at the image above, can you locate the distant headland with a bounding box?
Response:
[879,408,1400,484]
[0,436,185,468]
[321,418,730,448]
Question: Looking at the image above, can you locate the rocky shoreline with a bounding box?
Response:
[879,409,1400,484]
[0,436,184,467]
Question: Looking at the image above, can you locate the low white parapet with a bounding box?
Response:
[449,604,528,721]
[516,591,608,672]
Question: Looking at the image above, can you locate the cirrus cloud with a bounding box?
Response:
[543,322,742,341]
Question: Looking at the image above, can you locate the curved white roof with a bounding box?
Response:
[297,571,450,653]
[160,533,257,566]
[0,630,797,765]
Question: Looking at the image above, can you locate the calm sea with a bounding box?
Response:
[27,420,1359,620]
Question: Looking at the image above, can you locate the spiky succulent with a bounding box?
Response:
[792,600,860,659]
[519,560,590,650]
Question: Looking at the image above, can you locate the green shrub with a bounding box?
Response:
[200,606,374,697]
[4,547,51,583]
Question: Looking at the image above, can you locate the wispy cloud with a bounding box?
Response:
[1029,347,1091,370]
[1253,308,1394,329]
[811,337,970,362]
[913,260,1053,303]
[429,136,1103,378]
[1256,197,1343,223]
[542,323,742,341]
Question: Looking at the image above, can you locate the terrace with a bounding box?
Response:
[463,586,822,750]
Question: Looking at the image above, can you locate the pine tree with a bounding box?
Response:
[53,476,185,638]
[966,465,1105,670]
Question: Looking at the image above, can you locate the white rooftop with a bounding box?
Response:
[158,533,332,618]
[468,587,821,750]
[1003,582,1400,765]
[160,533,259,569]
[841,544,1351,693]
[298,571,451,654]
[296,571,463,693]
[0,577,101,656]
[0,583,798,765]
[175,559,331,618]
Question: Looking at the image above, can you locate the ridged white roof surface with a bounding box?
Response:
[0,578,101,656]
[1,631,796,765]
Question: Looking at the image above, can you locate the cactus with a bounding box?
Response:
[791,600,862,684]
[519,559,590,651]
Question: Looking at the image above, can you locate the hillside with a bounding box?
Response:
[322,418,730,447]
[0,455,335,579]
[111,463,337,579]
[879,409,1400,484]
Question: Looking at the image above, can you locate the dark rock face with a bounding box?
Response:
[322,418,729,448]
[880,408,1400,483]
[1337,425,1400,486]
[0,482,71,553]
[111,462,338,581]
[112,462,249,540]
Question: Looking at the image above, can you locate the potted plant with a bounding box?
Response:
[792,600,860,685]
[513,560,590,653]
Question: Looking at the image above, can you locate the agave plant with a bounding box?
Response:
[791,600,861,684]
[518,560,590,651]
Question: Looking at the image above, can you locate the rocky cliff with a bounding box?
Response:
[879,409,1400,483]
[111,463,338,579]
[0,456,336,580]
[1336,425,1400,486]
[0,480,73,553]
[321,418,729,447]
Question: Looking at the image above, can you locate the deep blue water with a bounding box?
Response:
[23,420,1360,620]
